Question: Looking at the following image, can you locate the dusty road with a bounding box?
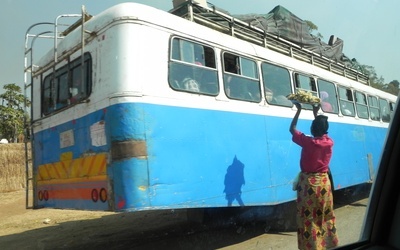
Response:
[0,185,370,250]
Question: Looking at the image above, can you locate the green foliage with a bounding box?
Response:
[0,83,30,142]
[359,65,399,96]
[304,20,323,39]
[305,20,398,96]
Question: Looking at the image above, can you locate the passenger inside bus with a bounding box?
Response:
[225,61,240,74]
[266,86,292,106]
[262,69,292,106]
[182,77,200,92]
[69,78,82,104]
[320,91,333,112]
[341,103,353,115]
[265,88,273,102]
[169,62,200,92]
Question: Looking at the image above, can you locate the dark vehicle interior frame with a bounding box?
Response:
[341,95,400,249]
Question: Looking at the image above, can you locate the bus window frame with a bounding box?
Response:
[222,52,261,103]
[338,86,355,117]
[293,72,317,93]
[368,95,381,121]
[261,61,292,107]
[41,52,92,116]
[379,98,391,123]
[168,37,219,96]
[293,72,318,110]
[354,90,369,119]
[317,78,339,114]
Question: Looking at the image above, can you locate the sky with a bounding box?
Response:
[1,0,399,92]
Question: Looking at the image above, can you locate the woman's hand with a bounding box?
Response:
[313,104,321,117]
[290,102,302,134]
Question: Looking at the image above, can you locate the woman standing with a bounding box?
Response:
[289,102,339,250]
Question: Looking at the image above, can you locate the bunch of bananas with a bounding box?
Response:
[286,90,321,104]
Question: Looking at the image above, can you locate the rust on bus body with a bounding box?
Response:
[111,140,147,160]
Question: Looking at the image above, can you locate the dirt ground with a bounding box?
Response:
[0,185,370,250]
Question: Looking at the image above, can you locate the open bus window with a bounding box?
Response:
[294,73,316,91]
[223,52,261,102]
[317,79,339,114]
[368,95,380,121]
[169,37,218,95]
[41,53,92,116]
[379,98,391,122]
[261,62,292,107]
[354,91,369,119]
[294,72,317,109]
[338,86,355,116]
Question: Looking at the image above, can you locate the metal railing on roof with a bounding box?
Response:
[170,1,369,85]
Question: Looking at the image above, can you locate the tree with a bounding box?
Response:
[0,83,30,142]
[384,80,400,96]
[361,65,384,86]
[304,20,323,39]
[303,19,399,96]
[389,80,399,89]
[360,65,399,95]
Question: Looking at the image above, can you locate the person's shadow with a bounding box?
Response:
[223,156,245,206]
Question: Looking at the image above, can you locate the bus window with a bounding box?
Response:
[317,79,338,114]
[223,52,261,102]
[169,37,218,95]
[240,57,257,79]
[41,53,92,116]
[58,72,69,109]
[338,86,355,116]
[294,72,317,109]
[354,91,369,119]
[368,95,380,121]
[294,73,316,92]
[379,98,391,122]
[42,76,54,115]
[261,62,292,107]
[70,62,90,104]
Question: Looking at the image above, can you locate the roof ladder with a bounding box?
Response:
[23,5,90,209]
[24,22,55,209]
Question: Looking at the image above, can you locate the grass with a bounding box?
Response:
[0,143,30,192]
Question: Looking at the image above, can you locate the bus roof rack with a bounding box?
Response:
[170,1,370,85]
[61,13,93,37]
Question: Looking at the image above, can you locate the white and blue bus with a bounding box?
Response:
[24,1,397,211]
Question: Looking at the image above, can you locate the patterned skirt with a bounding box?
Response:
[296,172,339,250]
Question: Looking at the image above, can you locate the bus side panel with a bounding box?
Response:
[328,122,387,188]
[108,102,385,211]
[108,102,297,211]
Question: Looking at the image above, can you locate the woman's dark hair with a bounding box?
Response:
[311,115,329,136]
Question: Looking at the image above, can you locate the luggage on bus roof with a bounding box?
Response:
[234,5,346,63]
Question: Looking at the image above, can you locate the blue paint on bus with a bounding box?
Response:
[35,101,387,211]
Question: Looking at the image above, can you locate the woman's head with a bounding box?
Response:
[320,91,329,100]
[311,115,329,136]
